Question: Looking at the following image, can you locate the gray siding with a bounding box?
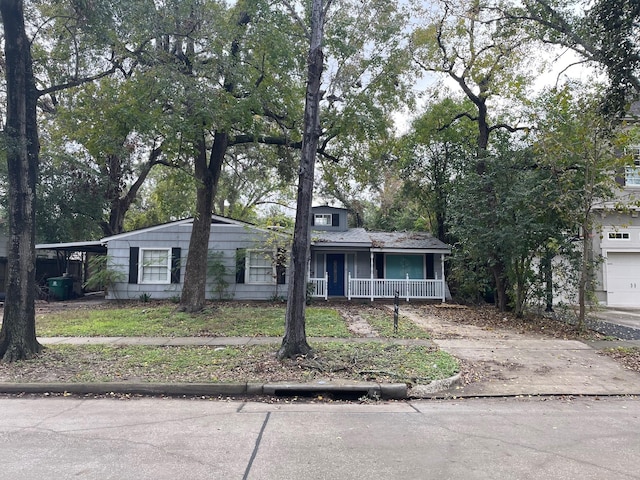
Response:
[107,223,288,301]
[310,206,348,232]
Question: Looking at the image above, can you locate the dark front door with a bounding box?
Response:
[326,254,345,296]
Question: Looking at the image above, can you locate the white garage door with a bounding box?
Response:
[606,253,640,307]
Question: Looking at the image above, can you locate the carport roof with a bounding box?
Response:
[35,240,107,254]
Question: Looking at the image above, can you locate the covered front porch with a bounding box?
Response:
[309,273,447,301]
[309,247,449,302]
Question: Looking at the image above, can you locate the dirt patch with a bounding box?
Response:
[405,303,606,341]
[334,304,380,337]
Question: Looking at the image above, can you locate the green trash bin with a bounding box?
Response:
[47,276,73,301]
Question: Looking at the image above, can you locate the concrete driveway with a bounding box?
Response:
[401,306,640,397]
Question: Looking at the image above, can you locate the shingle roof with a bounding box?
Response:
[368,231,450,250]
[312,228,451,252]
[312,228,371,245]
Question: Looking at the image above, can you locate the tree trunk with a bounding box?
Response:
[278,0,326,359]
[0,0,42,361]
[102,147,163,236]
[577,215,593,329]
[491,261,509,312]
[178,9,247,312]
[541,247,554,312]
[179,130,227,312]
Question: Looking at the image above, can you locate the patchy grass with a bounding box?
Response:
[36,303,350,338]
[0,343,458,385]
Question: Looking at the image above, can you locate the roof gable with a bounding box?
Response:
[100,215,258,243]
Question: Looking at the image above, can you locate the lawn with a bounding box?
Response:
[0,343,458,385]
[36,303,351,338]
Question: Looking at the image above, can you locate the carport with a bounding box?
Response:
[35,241,107,298]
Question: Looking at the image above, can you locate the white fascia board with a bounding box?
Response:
[100,218,195,243]
[370,247,451,254]
[36,240,105,249]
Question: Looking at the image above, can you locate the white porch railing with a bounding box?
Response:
[308,272,445,301]
[348,273,445,301]
[308,272,328,300]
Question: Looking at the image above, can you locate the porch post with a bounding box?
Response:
[348,272,352,300]
[440,253,446,303]
[405,273,409,302]
[370,251,374,302]
[324,271,328,300]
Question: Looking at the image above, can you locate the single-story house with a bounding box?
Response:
[36,206,451,302]
[308,206,451,301]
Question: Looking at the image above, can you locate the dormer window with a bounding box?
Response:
[625,146,640,186]
[310,207,344,230]
[314,214,332,226]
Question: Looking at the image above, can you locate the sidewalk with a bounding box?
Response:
[38,336,434,347]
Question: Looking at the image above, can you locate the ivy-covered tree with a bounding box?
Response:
[449,134,565,316]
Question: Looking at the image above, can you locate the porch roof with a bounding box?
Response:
[311,228,451,253]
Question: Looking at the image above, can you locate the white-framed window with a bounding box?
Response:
[625,146,640,186]
[607,231,630,240]
[246,249,275,284]
[314,213,332,226]
[139,248,171,284]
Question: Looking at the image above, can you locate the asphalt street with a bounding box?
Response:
[1,396,639,480]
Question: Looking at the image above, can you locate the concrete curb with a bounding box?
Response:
[408,373,463,398]
[0,381,411,399]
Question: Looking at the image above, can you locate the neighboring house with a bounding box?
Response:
[590,104,640,308]
[308,206,451,301]
[36,207,451,302]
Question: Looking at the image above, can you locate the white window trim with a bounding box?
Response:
[139,248,172,285]
[314,213,332,226]
[246,249,276,285]
[607,231,630,241]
